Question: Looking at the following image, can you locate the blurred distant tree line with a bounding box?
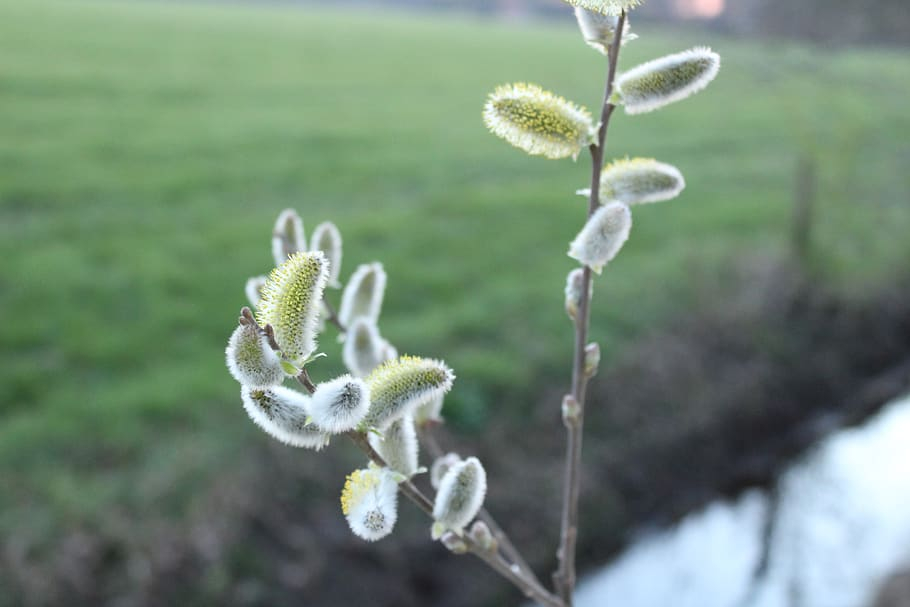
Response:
[306,0,909,46]
[718,0,910,47]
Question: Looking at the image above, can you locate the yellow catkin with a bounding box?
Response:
[483,83,593,160]
[341,468,379,515]
[256,251,329,366]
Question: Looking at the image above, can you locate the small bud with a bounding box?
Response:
[309,221,343,289]
[364,356,455,430]
[414,393,445,426]
[483,83,594,160]
[564,268,592,323]
[440,531,468,554]
[343,318,385,378]
[468,521,497,553]
[338,262,387,328]
[271,209,306,267]
[225,323,285,389]
[241,386,329,449]
[432,457,487,538]
[568,202,632,274]
[431,452,462,490]
[562,394,581,425]
[308,375,371,434]
[340,467,399,542]
[599,157,685,205]
[245,275,267,309]
[584,342,601,378]
[615,47,721,115]
[561,0,642,16]
[256,251,330,367]
[574,8,637,55]
[369,416,419,477]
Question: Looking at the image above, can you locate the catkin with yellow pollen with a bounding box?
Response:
[363,355,454,430]
[256,251,329,368]
[340,466,399,542]
[483,83,594,160]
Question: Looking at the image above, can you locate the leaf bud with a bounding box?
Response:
[468,521,497,553]
[564,268,592,323]
[584,342,601,379]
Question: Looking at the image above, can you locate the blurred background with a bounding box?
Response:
[1,0,909,605]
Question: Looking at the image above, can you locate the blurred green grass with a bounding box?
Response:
[1,0,908,538]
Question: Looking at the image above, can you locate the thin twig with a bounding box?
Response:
[239,306,281,351]
[293,377,562,606]
[554,11,627,606]
[350,430,563,607]
[322,297,346,332]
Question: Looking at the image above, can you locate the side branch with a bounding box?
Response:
[295,375,563,607]
[553,10,627,605]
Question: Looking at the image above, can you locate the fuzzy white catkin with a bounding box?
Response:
[256,251,330,367]
[343,318,386,378]
[483,83,593,161]
[369,416,419,477]
[340,467,399,542]
[568,202,632,274]
[363,356,455,430]
[432,457,487,539]
[430,452,462,490]
[599,157,685,205]
[310,221,343,289]
[574,7,637,54]
[338,263,387,328]
[562,0,642,16]
[271,209,306,267]
[245,275,267,309]
[225,324,285,389]
[616,47,721,115]
[414,392,445,426]
[308,375,371,434]
[241,385,329,450]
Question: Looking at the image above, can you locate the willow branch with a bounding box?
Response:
[294,377,563,607]
[553,11,626,605]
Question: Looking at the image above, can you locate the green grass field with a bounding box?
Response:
[1,0,908,547]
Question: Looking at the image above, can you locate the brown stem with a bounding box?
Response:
[322,297,346,332]
[553,11,626,606]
